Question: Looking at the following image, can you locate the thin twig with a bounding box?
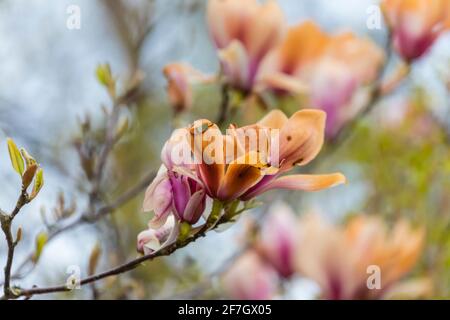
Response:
[216,83,230,127]
[13,208,237,299]
[7,170,156,282]
[0,189,30,299]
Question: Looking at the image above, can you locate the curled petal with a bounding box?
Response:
[278,109,326,170]
[250,173,346,197]
[257,109,288,130]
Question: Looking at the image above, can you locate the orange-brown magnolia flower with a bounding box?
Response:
[295,214,426,300]
[207,0,285,91]
[163,63,213,113]
[189,109,346,202]
[257,22,384,137]
[382,0,450,61]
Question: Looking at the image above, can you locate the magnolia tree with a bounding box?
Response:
[0,0,449,300]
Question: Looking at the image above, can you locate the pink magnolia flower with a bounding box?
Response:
[256,203,297,278]
[257,22,384,137]
[222,251,279,300]
[163,63,213,113]
[295,214,426,300]
[382,0,450,61]
[143,131,207,228]
[207,0,285,92]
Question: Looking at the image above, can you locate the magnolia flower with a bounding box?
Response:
[240,109,346,200]
[295,214,426,300]
[256,202,297,278]
[137,215,176,254]
[207,0,285,91]
[257,22,384,137]
[143,131,207,228]
[222,251,279,300]
[188,109,346,202]
[163,63,213,113]
[382,0,450,61]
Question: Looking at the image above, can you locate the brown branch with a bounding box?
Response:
[7,170,156,282]
[0,188,30,299]
[13,207,236,299]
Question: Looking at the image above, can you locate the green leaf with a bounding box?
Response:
[96,63,112,87]
[7,138,24,176]
[30,168,44,200]
[32,232,48,263]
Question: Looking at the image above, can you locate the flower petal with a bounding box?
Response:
[244,0,285,62]
[279,109,326,170]
[190,120,225,197]
[257,109,289,129]
[217,151,266,201]
[218,40,251,90]
[252,173,346,195]
[183,189,206,224]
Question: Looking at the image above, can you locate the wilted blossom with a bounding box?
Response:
[189,109,346,202]
[256,202,297,278]
[143,129,207,228]
[207,0,285,92]
[222,251,279,300]
[382,0,450,61]
[163,63,213,113]
[295,214,426,300]
[257,22,384,137]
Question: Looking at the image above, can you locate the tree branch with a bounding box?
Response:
[6,170,156,283]
[0,188,30,299]
[12,203,241,299]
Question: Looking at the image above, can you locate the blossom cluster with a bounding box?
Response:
[163,0,449,137]
[223,204,427,300]
[136,0,447,300]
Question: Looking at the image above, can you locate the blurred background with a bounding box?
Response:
[0,0,449,299]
